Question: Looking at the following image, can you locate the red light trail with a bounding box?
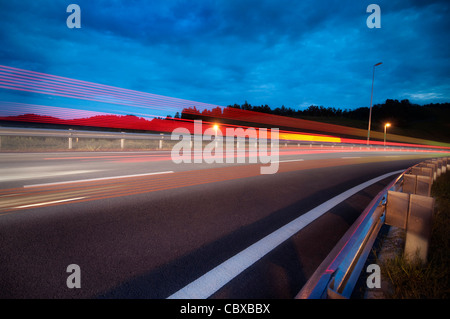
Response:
[1,64,449,151]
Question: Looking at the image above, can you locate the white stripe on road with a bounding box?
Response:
[24,171,174,188]
[0,169,101,183]
[341,157,362,159]
[14,197,87,209]
[274,159,305,163]
[168,169,405,299]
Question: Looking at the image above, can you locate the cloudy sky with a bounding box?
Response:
[0,0,449,118]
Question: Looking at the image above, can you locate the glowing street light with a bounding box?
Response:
[367,62,383,145]
[384,122,391,147]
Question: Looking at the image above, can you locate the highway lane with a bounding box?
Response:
[0,147,441,188]
[0,148,448,298]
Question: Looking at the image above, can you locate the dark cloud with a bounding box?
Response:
[0,0,449,114]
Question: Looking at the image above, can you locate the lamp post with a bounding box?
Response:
[384,123,391,147]
[367,62,382,145]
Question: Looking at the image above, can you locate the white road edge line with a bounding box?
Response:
[14,197,87,209]
[341,157,362,159]
[167,169,405,299]
[24,171,174,188]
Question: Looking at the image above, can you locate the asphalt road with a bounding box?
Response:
[0,147,448,298]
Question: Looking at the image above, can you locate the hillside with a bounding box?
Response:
[226,99,450,143]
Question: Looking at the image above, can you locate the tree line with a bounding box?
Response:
[225,99,449,127]
[179,99,450,142]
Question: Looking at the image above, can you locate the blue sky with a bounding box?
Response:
[1,0,449,118]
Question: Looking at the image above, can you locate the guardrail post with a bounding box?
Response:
[411,166,433,179]
[416,175,433,197]
[403,174,432,197]
[403,174,416,195]
[404,194,434,263]
[159,133,164,149]
[385,191,435,264]
[422,163,436,181]
[68,129,73,150]
[120,132,125,150]
[431,160,441,178]
[386,191,409,229]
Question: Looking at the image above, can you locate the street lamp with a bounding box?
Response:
[367,62,383,145]
[384,123,391,147]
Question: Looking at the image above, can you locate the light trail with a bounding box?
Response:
[1,64,450,150]
[0,154,445,214]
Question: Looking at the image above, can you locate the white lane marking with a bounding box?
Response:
[24,171,174,188]
[14,197,87,209]
[341,157,362,159]
[0,169,101,183]
[274,159,305,163]
[168,169,405,299]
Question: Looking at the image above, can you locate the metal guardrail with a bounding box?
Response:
[1,126,447,296]
[296,157,449,299]
[0,126,431,151]
[0,126,166,140]
[0,126,171,150]
[295,169,406,299]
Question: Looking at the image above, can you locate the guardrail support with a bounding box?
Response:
[159,133,164,149]
[411,166,433,179]
[385,191,435,264]
[416,175,433,197]
[386,191,409,229]
[297,158,446,298]
[403,174,432,197]
[404,194,434,263]
[120,132,125,149]
[419,162,436,181]
[68,129,73,150]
